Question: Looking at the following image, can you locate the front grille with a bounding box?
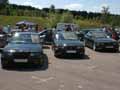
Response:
[104,42,114,46]
[66,46,77,50]
[13,52,30,59]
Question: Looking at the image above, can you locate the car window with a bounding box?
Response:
[93,32,107,38]
[62,32,78,40]
[55,33,64,40]
[10,33,40,44]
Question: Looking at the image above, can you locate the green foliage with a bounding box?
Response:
[61,12,74,23]
[0,3,120,28]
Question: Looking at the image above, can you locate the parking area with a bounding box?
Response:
[0,47,120,90]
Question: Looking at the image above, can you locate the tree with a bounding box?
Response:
[101,5,110,24]
[49,4,55,13]
[0,0,8,8]
[0,0,9,15]
[102,6,109,15]
[61,12,74,23]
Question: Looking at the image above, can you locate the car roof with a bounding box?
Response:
[55,31,76,35]
[14,32,38,35]
[89,30,104,33]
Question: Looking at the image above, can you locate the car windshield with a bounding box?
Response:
[93,32,108,38]
[62,32,78,40]
[56,23,79,31]
[10,33,40,44]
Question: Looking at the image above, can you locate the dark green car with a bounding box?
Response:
[84,30,119,52]
[0,32,44,69]
[52,31,85,57]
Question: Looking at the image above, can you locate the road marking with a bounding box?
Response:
[59,84,64,88]
[31,76,55,83]
[58,84,65,90]
[88,66,97,70]
[78,85,83,89]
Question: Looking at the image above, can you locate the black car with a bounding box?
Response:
[76,28,99,41]
[52,31,85,57]
[84,30,119,52]
[0,32,44,68]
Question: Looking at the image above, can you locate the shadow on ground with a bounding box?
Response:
[3,54,49,72]
[56,54,90,60]
[42,45,51,49]
[97,49,120,53]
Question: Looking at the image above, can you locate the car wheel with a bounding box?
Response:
[54,52,59,57]
[54,51,61,58]
[80,54,85,59]
[1,59,8,69]
[93,43,97,51]
[114,49,119,53]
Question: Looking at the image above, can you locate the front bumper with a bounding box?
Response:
[54,46,85,55]
[95,44,119,51]
[1,52,44,64]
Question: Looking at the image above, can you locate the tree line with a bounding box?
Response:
[0,0,120,27]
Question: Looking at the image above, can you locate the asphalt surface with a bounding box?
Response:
[0,47,120,90]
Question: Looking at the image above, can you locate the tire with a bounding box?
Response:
[80,54,85,59]
[54,52,59,57]
[114,49,119,53]
[54,51,61,58]
[1,59,8,69]
[38,54,45,67]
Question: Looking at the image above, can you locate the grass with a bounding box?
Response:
[0,15,47,27]
[0,15,103,29]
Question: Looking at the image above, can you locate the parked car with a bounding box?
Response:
[0,32,44,68]
[0,30,8,48]
[56,23,79,31]
[84,30,119,52]
[77,28,100,41]
[52,31,85,57]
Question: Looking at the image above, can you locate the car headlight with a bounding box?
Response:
[63,44,67,47]
[0,34,4,37]
[9,49,16,53]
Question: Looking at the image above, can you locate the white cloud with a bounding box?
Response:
[23,0,42,9]
[87,4,109,13]
[64,3,83,11]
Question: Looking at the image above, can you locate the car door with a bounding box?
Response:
[84,32,92,47]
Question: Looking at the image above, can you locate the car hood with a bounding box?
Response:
[55,40,84,46]
[95,38,116,43]
[4,43,42,52]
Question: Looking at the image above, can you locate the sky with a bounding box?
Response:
[9,0,120,15]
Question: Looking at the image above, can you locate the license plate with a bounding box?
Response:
[14,59,28,63]
[106,46,113,48]
[66,50,76,53]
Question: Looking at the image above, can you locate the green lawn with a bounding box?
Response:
[0,15,102,28]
